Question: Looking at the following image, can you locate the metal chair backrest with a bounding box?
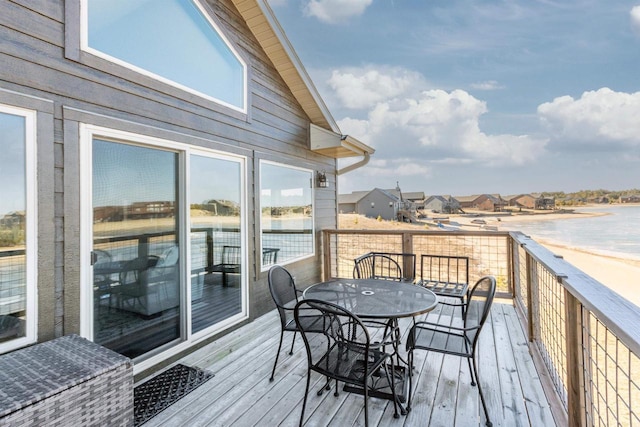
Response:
[463,276,496,348]
[420,254,469,284]
[262,247,279,265]
[295,298,372,373]
[221,245,241,265]
[268,265,299,328]
[353,252,415,282]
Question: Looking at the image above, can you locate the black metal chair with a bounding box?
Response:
[267,265,325,382]
[353,252,418,349]
[353,252,416,282]
[418,254,470,316]
[405,275,496,426]
[295,298,400,427]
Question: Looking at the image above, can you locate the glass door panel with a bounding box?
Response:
[0,110,29,347]
[190,154,242,333]
[92,139,180,359]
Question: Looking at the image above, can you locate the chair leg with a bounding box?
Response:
[472,356,492,427]
[270,329,285,382]
[299,369,311,427]
[467,357,476,386]
[289,331,296,355]
[407,350,415,412]
[363,377,369,427]
[317,377,331,396]
[384,359,400,418]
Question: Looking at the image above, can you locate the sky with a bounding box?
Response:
[268,0,640,196]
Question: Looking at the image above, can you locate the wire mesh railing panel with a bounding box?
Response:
[412,233,510,293]
[513,244,529,316]
[583,309,640,427]
[0,251,26,316]
[324,230,511,292]
[534,260,568,408]
[326,231,404,279]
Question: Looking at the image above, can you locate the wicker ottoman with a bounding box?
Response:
[0,334,133,426]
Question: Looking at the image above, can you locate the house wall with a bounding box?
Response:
[338,203,356,213]
[513,195,536,209]
[355,190,396,220]
[424,199,445,213]
[0,0,336,355]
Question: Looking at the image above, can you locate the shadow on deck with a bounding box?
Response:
[141,301,557,426]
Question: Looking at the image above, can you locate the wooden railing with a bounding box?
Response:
[322,229,640,426]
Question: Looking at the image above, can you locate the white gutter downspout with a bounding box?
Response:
[336,135,373,175]
[336,151,371,175]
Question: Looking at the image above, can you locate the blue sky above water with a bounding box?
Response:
[269,0,640,195]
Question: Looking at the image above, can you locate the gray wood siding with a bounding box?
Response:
[0,0,337,348]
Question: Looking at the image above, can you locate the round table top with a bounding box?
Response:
[303,278,438,319]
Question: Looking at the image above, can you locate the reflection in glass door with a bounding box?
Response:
[92,139,180,359]
[190,154,243,334]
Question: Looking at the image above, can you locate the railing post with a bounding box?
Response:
[402,232,414,280]
[526,252,536,342]
[322,230,331,280]
[564,288,586,427]
[206,228,214,273]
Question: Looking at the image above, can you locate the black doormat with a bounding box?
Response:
[134,363,214,426]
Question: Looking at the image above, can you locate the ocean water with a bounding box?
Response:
[501,205,640,261]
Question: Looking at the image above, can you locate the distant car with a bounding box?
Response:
[471,219,486,225]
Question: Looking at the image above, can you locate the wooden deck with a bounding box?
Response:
[142,301,557,426]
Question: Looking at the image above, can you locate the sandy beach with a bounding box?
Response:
[339,211,640,309]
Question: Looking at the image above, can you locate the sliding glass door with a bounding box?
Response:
[84,127,246,361]
[190,154,243,334]
[92,139,180,359]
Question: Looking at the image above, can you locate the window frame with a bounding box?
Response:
[258,159,315,271]
[79,0,248,114]
[0,104,38,354]
[79,124,248,368]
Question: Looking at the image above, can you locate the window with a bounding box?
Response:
[260,161,314,268]
[83,0,247,112]
[0,105,37,353]
[82,125,246,362]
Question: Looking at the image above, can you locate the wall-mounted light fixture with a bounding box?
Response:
[389,201,393,207]
[317,170,328,188]
[371,202,375,208]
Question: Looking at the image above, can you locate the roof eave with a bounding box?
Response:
[232,0,338,132]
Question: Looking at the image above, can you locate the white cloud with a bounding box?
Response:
[470,80,505,90]
[338,87,546,166]
[538,88,640,148]
[328,67,427,109]
[631,6,640,35]
[303,0,372,24]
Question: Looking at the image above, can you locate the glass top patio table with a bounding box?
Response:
[303,278,438,319]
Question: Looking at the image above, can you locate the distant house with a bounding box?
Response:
[621,195,640,203]
[457,194,507,212]
[508,194,555,210]
[588,196,609,204]
[507,194,537,209]
[338,191,369,213]
[423,195,461,214]
[355,188,403,220]
[339,187,419,220]
[0,211,26,228]
[535,196,556,210]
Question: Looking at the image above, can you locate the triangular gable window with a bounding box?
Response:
[84,0,246,112]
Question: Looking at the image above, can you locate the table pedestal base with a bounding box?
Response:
[344,364,409,410]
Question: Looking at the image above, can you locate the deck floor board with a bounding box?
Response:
[143,302,557,427]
